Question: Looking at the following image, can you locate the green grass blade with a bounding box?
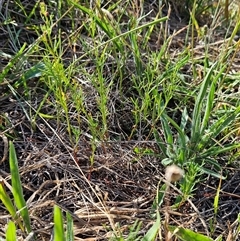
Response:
[200,79,216,133]
[142,211,161,241]
[214,177,222,215]
[0,181,25,231]
[161,114,174,145]
[204,143,240,156]
[164,113,187,148]
[214,235,222,241]
[69,1,122,52]
[180,107,189,131]
[129,29,143,76]
[191,63,217,141]
[66,212,74,241]
[9,141,31,233]
[0,181,17,219]
[0,43,26,82]
[54,205,65,241]
[152,184,167,212]
[21,62,46,80]
[6,221,16,241]
[201,167,225,179]
[207,107,240,142]
[163,113,188,165]
[169,226,214,241]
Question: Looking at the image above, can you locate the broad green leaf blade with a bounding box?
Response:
[142,211,161,241]
[6,221,16,241]
[54,205,65,241]
[9,141,31,233]
[169,226,214,241]
[66,212,74,241]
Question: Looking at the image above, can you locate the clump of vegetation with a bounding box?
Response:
[0,0,240,240]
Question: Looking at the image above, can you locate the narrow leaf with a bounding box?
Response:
[142,211,161,241]
[54,205,65,241]
[191,63,217,141]
[200,79,216,133]
[9,141,31,233]
[0,181,17,218]
[169,226,214,241]
[161,114,173,145]
[214,177,222,214]
[66,212,74,241]
[0,43,26,82]
[6,221,16,241]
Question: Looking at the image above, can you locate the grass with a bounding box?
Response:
[0,0,240,240]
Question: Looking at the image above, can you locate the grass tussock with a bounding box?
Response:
[0,0,240,240]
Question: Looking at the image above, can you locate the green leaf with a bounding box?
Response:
[66,212,74,241]
[191,63,217,141]
[200,79,216,133]
[21,62,45,80]
[69,1,122,52]
[6,221,16,241]
[201,168,226,180]
[160,114,173,145]
[180,107,189,131]
[214,178,222,214]
[0,43,26,82]
[54,205,65,241]
[169,226,214,241]
[161,158,173,166]
[142,211,161,241]
[9,141,31,233]
[164,113,188,164]
[207,106,240,142]
[0,181,17,219]
[202,143,240,157]
[0,181,25,231]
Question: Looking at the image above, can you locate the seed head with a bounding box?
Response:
[165,164,184,183]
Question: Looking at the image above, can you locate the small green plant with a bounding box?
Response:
[0,141,31,234]
[154,62,240,200]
